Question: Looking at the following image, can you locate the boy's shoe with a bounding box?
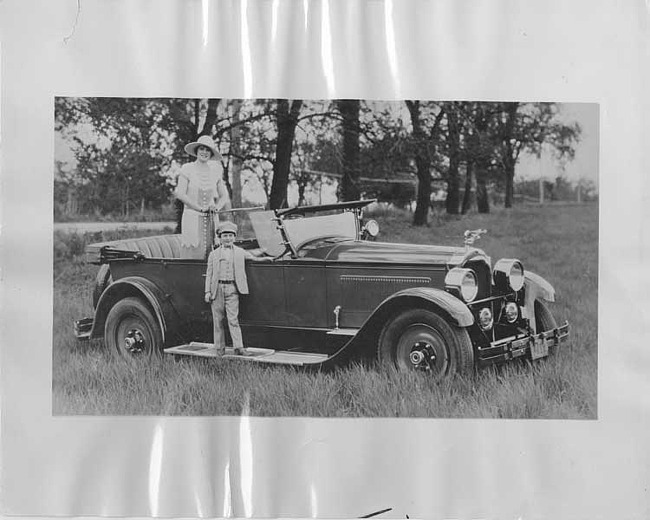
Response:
[235,349,253,357]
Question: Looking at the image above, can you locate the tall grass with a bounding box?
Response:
[53,203,598,418]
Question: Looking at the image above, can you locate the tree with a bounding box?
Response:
[466,104,493,213]
[55,97,185,217]
[494,102,582,208]
[499,102,519,208]
[228,100,244,208]
[405,101,433,225]
[404,101,445,225]
[201,99,221,137]
[445,102,462,214]
[337,99,361,201]
[269,99,303,209]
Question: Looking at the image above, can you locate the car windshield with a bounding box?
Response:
[281,211,358,251]
[229,207,358,257]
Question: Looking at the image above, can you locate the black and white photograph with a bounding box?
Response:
[54,97,598,418]
[3,0,649,518]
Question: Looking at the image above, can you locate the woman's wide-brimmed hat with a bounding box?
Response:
[184,135,222,160]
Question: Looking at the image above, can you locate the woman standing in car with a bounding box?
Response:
[174,135,230,259]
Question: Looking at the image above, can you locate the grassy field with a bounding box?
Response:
[52,203,598,418]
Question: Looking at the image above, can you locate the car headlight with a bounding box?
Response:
[445,268,479,303]
[493,259,525,292]
[504,302,519,323]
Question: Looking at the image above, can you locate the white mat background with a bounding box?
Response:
[1,0,649,518]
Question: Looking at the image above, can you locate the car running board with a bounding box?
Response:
[164,342,329,366]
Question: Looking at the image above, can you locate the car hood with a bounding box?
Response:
[302,240,490,267]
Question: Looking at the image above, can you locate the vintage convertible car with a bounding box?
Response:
[75,200,569,378]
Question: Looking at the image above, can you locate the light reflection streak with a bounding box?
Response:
[223,462,232,518]
[239,393,253,517]
[271,0,279,42]
[241,0,253,98]
[148,425,164,516]
[384,0,400,96]
[321,0,335,96]
[202,0,209,46]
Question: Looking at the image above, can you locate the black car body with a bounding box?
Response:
[75,200,569,378]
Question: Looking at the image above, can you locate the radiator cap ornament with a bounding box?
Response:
[464,229,487,250]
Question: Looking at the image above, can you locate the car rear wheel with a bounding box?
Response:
[534,299,558,356]
[378,309,474,378]
[105,297,163,361]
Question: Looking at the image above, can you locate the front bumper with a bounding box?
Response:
[476,321,570,367]
[74,318,93,340]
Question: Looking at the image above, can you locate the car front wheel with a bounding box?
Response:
[105,297,163,361]
[378,309,474,378]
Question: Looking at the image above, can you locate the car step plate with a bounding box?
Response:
[164,342,329,366]
[326,328,357,336]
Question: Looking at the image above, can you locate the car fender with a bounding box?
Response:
[319,287,474,368]
[372,287,475,326]
[523,271,556,332]
[525,271,556,303]
[90,276,178,344]
[361,287,474,336]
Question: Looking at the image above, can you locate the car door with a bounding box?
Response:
[240,260,286,325]
[283,259,328,328]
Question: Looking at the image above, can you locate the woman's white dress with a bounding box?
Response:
[175,161,228,259]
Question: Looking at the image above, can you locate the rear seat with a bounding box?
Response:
[104,234,185,259]
[92,234,267,260]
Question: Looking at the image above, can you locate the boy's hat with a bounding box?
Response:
[216,221,238,236]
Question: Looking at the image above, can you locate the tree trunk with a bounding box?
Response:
[502,102,519,208]
[297,178,307,206]
[193,99,201,137]
[270,99,302,209]
[504,156,515,208]
[446,105,461,214]
[413,157,432,225]
[200,98,221,137]
[338,99,361,201]
[461,162,474,214]
[66,185,78,215]
[475,166,490,213]
[229,100,243,208]
[174,199,183,233]
[472,107,490,214]
[124,183,130,218]
[405,100,431,226]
